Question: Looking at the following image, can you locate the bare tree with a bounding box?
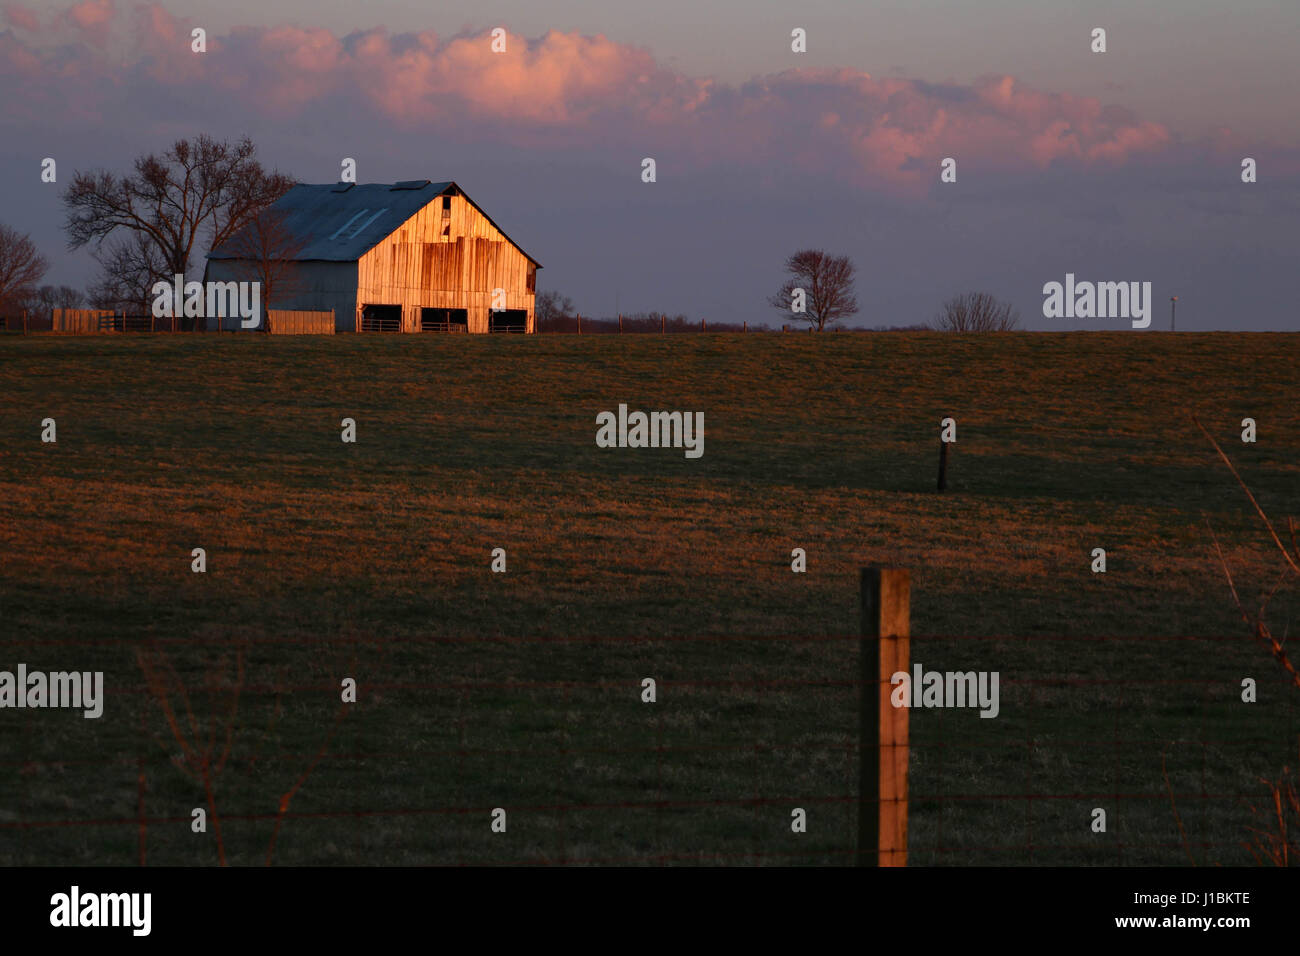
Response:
[768,249,858,331]
[535,289,575,332]
[932,291,1021,332]
[216,208,307,330]
[0,224,49,313]
[63,135,294,328]
[85,232,169,314]
[18,284,84,316]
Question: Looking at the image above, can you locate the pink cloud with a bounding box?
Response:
[63,0,113,39]
[2,3,1189,190]
[3,3,39,31]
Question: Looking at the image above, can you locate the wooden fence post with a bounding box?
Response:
[619,313,623,333]
[661,313,665,334]
[23,310,28,334]
[743,320,747,333]
[860,567,910,866]
[577,313,581,335]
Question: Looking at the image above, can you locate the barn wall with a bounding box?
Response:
[356,194,536,334]
[204,260,359,332]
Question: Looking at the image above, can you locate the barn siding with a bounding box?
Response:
[356,194,535,333]
[204,260,359,332]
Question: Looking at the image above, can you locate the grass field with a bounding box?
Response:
[1,331,1298,866]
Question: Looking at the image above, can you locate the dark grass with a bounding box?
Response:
[1,331,1298,865]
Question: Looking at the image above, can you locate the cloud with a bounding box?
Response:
[64,0,114,40]
[2,3,40,31]
[0,3,1216,191]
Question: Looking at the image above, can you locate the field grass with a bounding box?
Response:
[1,331,1298,866]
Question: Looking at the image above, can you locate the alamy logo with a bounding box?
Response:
[890,664,1000,718]
[151,274,262,328]
[595,404,704,459]
[0,664,103,718]
[1042,273,1152,328]
[50,886,151,936]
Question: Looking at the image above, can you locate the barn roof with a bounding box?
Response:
[207,180,541,267]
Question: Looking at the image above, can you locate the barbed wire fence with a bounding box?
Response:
[2,570,1297,865]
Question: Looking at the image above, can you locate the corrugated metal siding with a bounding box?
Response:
[204,260,358,332]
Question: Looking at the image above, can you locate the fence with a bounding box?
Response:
[2,311,926,337]
[538,314,755,334]
[5,310,332,334]
[534,315,919,333]
[902,630,1300,865]
[52,309,116,332]
[0,310,204,333]
[266,310,335,335]
[1,569,1296,866]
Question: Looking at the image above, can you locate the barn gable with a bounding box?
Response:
[356,184,539,334]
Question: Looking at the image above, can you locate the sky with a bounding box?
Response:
[2,0,1298,329]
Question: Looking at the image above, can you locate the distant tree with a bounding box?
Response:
[768,249,858,331]
[63,135,294,327]
[932,292,1021,332]
[610,311,693,333]
[217,208,307,330]
[535,289,574,331]
[85,232,165,314]
[19,284,84,315]
[0,223,49,313]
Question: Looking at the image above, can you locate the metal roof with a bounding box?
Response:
[207,181,541,266]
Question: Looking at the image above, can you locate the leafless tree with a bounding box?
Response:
[18,284,84,315]
[84,232,167,314]
[63,135,293,328]
[0,223,49,313]
[536,290,574,323]
[217,208,307,330]
[535,289,575,332]
[931,291,1021,332]
[768,249,858,331]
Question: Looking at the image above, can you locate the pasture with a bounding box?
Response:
[1,332,1297,865]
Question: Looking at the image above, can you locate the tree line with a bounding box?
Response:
[539,251,1020,333]
[1,134,1021,333]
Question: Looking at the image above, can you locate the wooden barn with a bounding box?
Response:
[204,180,540,333]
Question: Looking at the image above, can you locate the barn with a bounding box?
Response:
[204,180,540,333]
